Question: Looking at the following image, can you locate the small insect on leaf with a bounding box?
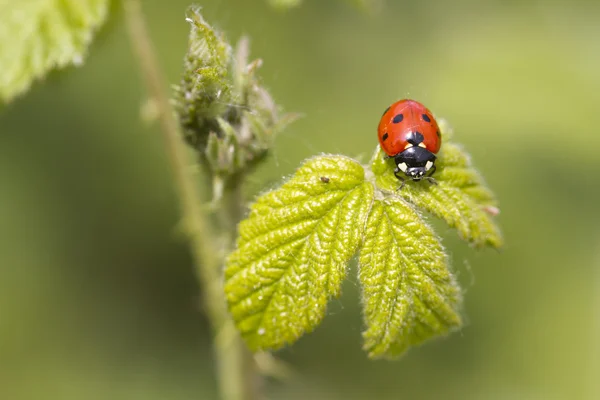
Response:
[224,104,502,358]
[224,155,374,351]
[372,140,503,249]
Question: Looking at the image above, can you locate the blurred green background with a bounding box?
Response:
[2,0,600,399]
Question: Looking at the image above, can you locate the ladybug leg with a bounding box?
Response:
[394,169,406,190]
[395,178,406,191]
[425,166,438,185]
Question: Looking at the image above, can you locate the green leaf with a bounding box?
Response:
[359,198,462,359]
[224,155,374,351]
[0,0,109,103]
[371,140,503,248]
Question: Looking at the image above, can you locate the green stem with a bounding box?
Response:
[123,2,259,399]
[223,173,263,397]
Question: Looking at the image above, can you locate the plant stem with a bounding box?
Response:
[220,177,261,398]
[123,2,259,399]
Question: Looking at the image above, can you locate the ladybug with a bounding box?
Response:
[377,99,441,184]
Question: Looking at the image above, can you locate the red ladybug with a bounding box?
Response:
[377,99,441,184]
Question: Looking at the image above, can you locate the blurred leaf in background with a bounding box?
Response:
[1,0,600,399]
[0,0,109,103]
[268,0,302,11]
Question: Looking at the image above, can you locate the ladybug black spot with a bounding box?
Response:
[393,114,404,123]
[422,114,431,122]
[382,107,390,116]
[382,132,389,141]
[436,130,441,137]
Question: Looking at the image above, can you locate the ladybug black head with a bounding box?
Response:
[393,145,437,181]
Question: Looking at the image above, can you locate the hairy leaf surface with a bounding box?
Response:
[372,141,503,248]
[225,155,374,350]
[359,198,462,358]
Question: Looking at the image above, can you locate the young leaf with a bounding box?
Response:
[224,155,374,351]
[172,8,298,198]
[0,0,109,103]
[359,198,462,359]
[173,7,232,147]
[371,141,503,248]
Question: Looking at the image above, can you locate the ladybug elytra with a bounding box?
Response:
[377,99,441,184]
